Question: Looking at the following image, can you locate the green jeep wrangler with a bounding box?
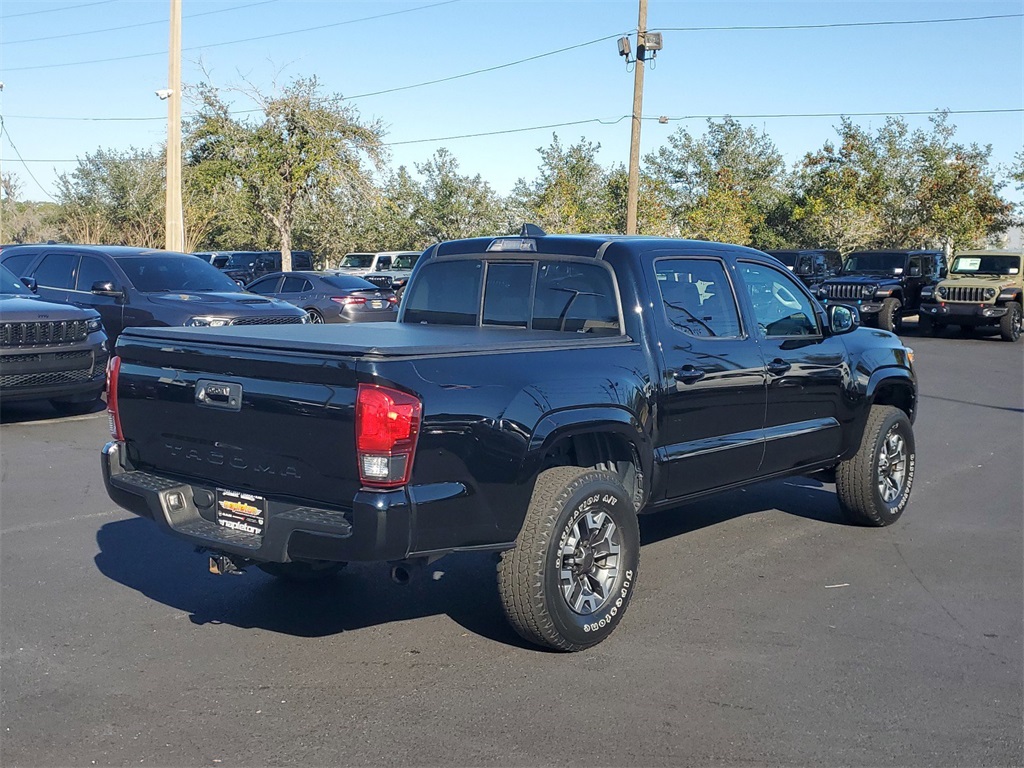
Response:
[919,250,1023,342]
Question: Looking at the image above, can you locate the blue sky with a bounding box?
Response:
[2,0,1022,204]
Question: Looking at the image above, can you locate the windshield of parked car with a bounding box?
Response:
[338,253,374,268]
[842,252,908,275]
[224,252,256,269]
[950,255,1021,276]
[391,253,420,270]
[116,255,242,293]
[0,264,33,296]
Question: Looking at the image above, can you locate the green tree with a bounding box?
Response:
[513,134,613,233]
[187,76,386,270]
[793,113,1014,253]
[413,148,507,243]
[646,117,789,247]
[1,173,60,244]
[52,147,164,246]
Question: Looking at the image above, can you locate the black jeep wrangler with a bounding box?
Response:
[815,250,945,333]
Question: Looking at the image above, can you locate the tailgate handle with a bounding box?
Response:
[195,380,242,411]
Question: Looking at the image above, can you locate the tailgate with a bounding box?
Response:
[115,333,362,508]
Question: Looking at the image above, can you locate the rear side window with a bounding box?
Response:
[655,258,741,338]
[404,260,483,325]
[281,276,311,292]
[293,253,313,270]
[248,277,281,295]
[33,252,79,289]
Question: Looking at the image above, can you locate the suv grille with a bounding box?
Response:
[0,320,90,347]
[826,284,869,300]
[364,275,393,289]
[939,286,987,303]
[230,315,304,326]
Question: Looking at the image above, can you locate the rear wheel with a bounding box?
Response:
[498,466,640,651]
[306,309,325,324]
[836,405,915,526]
[258,561,345,582]
[878,297,902,334]
[999,302,1022,342]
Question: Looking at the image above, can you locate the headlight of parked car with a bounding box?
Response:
[862,285,876,298]
[185,316,232,327]
[936,286,946,299]
[984,288,997,300]
[86,317,102,333]
[815,285,828,299]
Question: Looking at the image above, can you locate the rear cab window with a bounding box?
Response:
[403,256,622,335]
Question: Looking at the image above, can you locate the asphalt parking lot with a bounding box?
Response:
[1,325,1021,767]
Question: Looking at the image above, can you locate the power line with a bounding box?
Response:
[4,32,624,122]
[8,107,1022,161]
[2,0,117,20]
[0,118,60,202]
[5,0,282,46]
[654,12,1023,33]
[4,0,462,72]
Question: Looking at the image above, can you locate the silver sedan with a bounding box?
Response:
[245,271,398,323]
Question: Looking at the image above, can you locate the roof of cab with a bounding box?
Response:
[426,233,771,261]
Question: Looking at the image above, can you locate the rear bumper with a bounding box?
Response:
[919,302,1008,324]
[101,441,461,564]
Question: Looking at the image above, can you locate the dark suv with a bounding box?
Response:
[815,250,945,333]
[222,250,314,286]
[0,245,308,342]
[0,264,108,414]
[766,249,842,287]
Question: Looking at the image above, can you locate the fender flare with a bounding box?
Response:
[524,405,653,503]
[866,368,917,421]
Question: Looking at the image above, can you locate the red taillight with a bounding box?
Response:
[387,295,399,305]
[331,296,366,306]
[106,356,123,441]
[356,383,421,488]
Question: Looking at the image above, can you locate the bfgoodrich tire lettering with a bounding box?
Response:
[836,405,915,526]
[498,466,640,651]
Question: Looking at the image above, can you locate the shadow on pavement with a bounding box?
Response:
[94,476,846,647]
[0,398,106,425]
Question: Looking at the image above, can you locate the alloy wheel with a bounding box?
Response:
[558,510,621,615]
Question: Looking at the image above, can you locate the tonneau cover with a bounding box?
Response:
[118,323,631,358]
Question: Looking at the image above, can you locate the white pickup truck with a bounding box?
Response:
[335,251,422,297]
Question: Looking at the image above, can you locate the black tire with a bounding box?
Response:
[498,466,640,652]
[306,308,325,324]
[999,302,1022,342]
[878,297,902,334]
[257,561,345,582]
[50,397,102,416]
[836,405,916,526]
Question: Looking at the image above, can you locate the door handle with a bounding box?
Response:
[673,365,706,385]
[766,359,792,375]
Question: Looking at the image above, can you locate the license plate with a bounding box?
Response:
[370,300,384,309]
[215,489,266,536]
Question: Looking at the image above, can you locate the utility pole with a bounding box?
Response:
[618,1,661,235]
[625,0,648,235]
[164,0,184,252]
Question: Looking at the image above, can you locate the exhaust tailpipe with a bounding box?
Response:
[390,565,411,585]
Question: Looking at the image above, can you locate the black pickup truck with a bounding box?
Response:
[102,232,918,651]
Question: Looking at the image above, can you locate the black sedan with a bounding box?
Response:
[246,271,399,323]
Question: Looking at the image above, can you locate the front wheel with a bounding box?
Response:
[836,405,916,526]
[878,297,902,334]
[999,302,1022,342]
[498,466,640,651]
[306,308,325,324]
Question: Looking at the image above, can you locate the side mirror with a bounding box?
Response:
[827,303,860,335]
[908,266,922,277]
[91,280,123,298]
[939,267,948,278]
[20,276,38,293]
